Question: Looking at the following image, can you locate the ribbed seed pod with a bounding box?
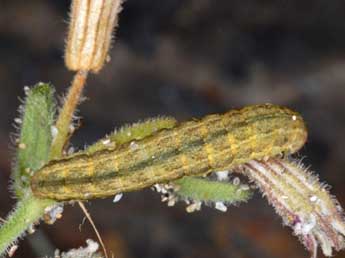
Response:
[238,158,345,258]
[65,0,123,73]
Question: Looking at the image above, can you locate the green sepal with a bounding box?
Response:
[12,83,56,198]
[86,117,177,154]
[173,176,252,203]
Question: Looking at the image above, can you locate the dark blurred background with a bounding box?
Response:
[1,0,345,257]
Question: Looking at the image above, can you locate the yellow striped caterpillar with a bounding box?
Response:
[30,104,307,201]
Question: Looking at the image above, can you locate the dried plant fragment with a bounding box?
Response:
[65,0,123,73]
[237,158,345,258]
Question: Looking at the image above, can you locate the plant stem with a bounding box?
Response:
[0,71,88,256]
[50,70,88,160]
[0,195,54,254]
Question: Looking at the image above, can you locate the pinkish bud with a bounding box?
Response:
[237,158,345,258]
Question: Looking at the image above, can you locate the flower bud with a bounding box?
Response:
[65,0,123,73]
[237,158,345,258]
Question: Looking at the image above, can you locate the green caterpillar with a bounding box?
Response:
[31,104,307,201]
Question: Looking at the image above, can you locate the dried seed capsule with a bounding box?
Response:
[65,0,123,73]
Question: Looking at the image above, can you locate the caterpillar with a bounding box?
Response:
[30,104,307,201]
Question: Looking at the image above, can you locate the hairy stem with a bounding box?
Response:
[50,70,88,160]
[0,196,54,254]
[0,72,89,256]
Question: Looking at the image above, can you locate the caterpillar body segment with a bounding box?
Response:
[31,104,307,201]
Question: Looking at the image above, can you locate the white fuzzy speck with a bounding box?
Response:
[282,195,289,199]
[130,141,139,150]
[240,185,250,191]
[336,204,343,212]
[302,215,316,234]
[215,202,227,212]
[294,222,302,233]
[28,224,36,234]
[310,195,318,202]
[85,239,99,253]
[8,245,18,257]
[164,184,173,190]
[233,177,240,185]
[215,171,229,181]
[55,239,99,258]
[153,184,162,192]
[69,124,75,133]
[113,193,123,203]
[186,202,201,213]
[67,147,75,155]
[18,143,26,149]
[84,193,91,198]
[292,115,297,121]
[51,126,58,140]
[14,118,22,124]
[44,205,64,225]
[102,139,111,145]
[167,198,176,207]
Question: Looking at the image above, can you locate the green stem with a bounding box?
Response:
[0,195,54,254]
[0,73,87,256]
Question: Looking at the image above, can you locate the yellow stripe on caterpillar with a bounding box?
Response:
[31,104,307,201]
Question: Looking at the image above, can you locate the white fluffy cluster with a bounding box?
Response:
[152,170,250,213]
[53,239,102,258]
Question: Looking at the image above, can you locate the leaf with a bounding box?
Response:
[174,176,252,204]
[12,83,56,198]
